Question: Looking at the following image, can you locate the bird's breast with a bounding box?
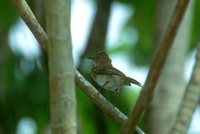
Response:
[93,74,124,91]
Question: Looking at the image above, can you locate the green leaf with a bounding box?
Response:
[0,0,18,30]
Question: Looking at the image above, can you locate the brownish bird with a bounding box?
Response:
[87,51,142,96]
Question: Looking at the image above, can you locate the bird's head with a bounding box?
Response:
[87,51,112,67]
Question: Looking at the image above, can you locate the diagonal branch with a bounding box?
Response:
[11,0,144,133]
[75,71,144,134]
[120,0,189,134]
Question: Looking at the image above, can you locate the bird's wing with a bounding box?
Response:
[93,66,142,87]
[93,66,126,77]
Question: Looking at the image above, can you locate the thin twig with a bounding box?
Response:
[120,0,189,134]
[170,44,200,134]
[12,0,144,133]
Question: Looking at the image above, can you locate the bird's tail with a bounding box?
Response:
[126,77,142,87]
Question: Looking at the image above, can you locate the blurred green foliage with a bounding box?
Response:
[0,0,199,134]
[0,0,18,30]
[1,53,49,133]
[191,0,200,49]
[111,0,200,66]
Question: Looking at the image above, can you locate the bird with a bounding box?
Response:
[87,51,142,96]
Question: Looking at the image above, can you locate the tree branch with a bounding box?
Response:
[45,0,76,133]
[170,44,200,134]
[120,0,189,134]
[12,0,144,133]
